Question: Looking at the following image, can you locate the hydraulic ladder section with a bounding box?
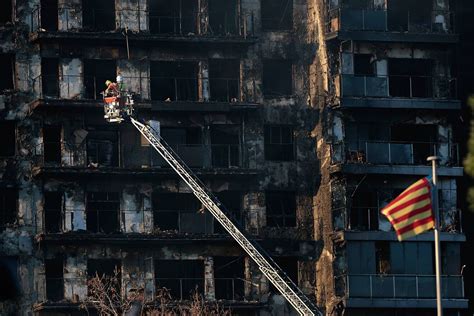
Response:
[130,117,322,316]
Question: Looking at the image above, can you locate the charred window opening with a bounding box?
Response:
[43,125,61,164]
[40,0,58,31]
[266,191,296,227]
[41,58,59,97]
[270,257,298,292]
[0,54,14,92]
[390,124,437,165]
[264,125,294,161]
[0,121,16,157]
[387,0,432,32]
[214,257,245,300]
[350,191,379,230]
[44,192,62,233]
[86,192,120,233]
[0,1,13,24]
[0,257,19,301]
[209,59,240,102]
[375,242,391,274]
[45,257,64,301]
[87,259,121,293]
[354,54,375,76]
[154,260,204,300]
[261,0,293,30]
[263,60,292,97]
[150,61,198,101]
[84,60,116,99]
[210,125,240,168]
[213,191,243,234]
[389,59,433,98]
[153,127,203,167]
[152,192,213,233]
[149,0,197,35]
[0,188,17,231]
[208,0,238,35]
[82,0,115,31]
[86,130,118,167]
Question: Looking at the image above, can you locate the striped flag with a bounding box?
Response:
[381,177,435,241]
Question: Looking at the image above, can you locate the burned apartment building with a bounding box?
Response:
[0,0,470,316]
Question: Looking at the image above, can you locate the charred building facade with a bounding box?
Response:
[0,0,469,315]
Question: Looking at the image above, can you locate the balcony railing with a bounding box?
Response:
[344,141,459,166]
[327,8,455,34]
[34,142,247,170]
[339,74,457,99]
[347,274,464,299]
[31,75,256,103]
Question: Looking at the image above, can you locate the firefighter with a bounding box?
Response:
[104,80,119,97]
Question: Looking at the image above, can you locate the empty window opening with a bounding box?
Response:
[44,192,62,233]
[152,192,213,233]
[387,0,433,32]
[82,0,115,31]
[266,191,296,227]
[350,191,379,230]
[41,58,59,97]
[87,259,121,294]
[354,54,375,76]
[150,61,198,101]
[270,257,297,292]
[41,0,58,31]
[375,242,391,274]
[86,130,118,167]
[389,58,433,98]
[0,1,13,24]
[209,59,240,102]
[155,260,204,300]
[0,54,14,92]
[390,124,437,164]
[84,60,116,99]
[149,0,197,35]
[214,257,245,300]
[210,125,240,168]
[0,257,19,301]
[208,0,238,35]
[43,125,61,164]
[0,121,16,157]
[0,188,17,231]
[213,191,242,234]
[261,0,292,30]
[86,192,120,233]
[263,60,292,97]
[45,257,64,301]
[153,127,203,167]
[264,125,294,161]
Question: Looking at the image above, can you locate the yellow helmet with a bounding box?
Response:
[105,80,112,86]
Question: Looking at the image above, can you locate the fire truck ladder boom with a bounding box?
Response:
[130,117,322,316]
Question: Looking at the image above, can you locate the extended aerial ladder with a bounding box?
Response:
[103,89,323,316]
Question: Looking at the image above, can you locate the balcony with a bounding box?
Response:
[326,8,458,43]
[29,7,256,46]
[337,74,460,109]
[330,141,463,176]
[29,75,258,113]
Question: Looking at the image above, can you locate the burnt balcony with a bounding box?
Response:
[29,6,256,45]
[326,8,458,43]
[346,274,467,308]
[330,141,463,176]
[337,74,460,109]
[29,74,258,112]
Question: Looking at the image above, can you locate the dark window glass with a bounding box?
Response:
[264,125,294,161]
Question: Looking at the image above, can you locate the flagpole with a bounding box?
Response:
[428,156,442,316]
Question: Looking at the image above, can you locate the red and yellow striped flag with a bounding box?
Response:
[381,178,435,241]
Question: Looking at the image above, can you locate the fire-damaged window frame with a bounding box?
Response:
[0,53,15,93]
[154,259,204,300]
[0,120,16,157]
[262,59,293,97]
[149,0,198,35]
[82,0,116,31]
[265,190,297,228]
[86,191,121,233]
[45,256,64,302]
[261,0,293,31]
[264,125,295,161]
[213,256,245,300]
[0,188,18,231]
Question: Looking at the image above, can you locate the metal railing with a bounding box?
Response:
[327,8,455,34]
[347,274,464,299]
[155,277,205,300]
[339,74,457,99]
[149,14,197,35]
[344,141,459,166]
[209,77,240,102]
[153,209,214,234]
